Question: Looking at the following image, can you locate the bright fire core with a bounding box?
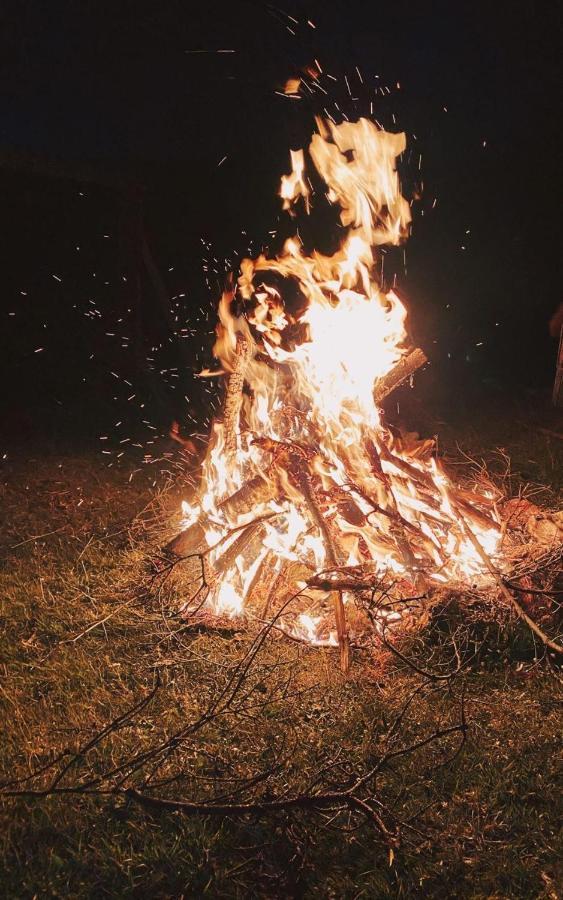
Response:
[178,117,502,643]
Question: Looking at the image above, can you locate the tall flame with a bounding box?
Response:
[179,117,502,637]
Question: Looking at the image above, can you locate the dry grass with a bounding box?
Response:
[0,419,561,898]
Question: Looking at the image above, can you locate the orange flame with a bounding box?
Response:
[179,117,502,639]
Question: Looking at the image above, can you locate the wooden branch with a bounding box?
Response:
[349,482,441,562]
[377,443,498,531]
[373,347,427,404]
[124,788,395,841]
[246,551,279,614]
[452,499,563,657]
[223,335,250,453]
[363,438,428,586]
[307,576,380,591]
[214,523,266,576]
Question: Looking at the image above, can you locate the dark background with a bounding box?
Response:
[0,0,561,456]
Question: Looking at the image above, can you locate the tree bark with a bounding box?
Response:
[373,347,427,404]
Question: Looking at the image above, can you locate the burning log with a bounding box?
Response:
[213,521,267,576]
[373,347,428,404]
[169,421,197,454]
[223,335,250,452]
[165,474,275,557]
[328,484,369,528]
[259,560,290,619]
[377,444,498,531]
[362,438,429,584]
[287,452,351,671]
[245,551,279,615]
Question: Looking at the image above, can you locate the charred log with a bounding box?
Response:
[373,347,427,404]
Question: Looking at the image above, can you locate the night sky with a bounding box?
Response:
[1,0,561,452]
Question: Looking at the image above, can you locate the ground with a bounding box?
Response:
[0,394,561,899]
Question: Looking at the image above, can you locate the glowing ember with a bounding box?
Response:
[175,116,503,652]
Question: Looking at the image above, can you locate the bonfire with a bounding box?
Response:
[164,117,562,670]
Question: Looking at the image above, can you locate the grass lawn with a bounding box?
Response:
[0,397,561,898]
